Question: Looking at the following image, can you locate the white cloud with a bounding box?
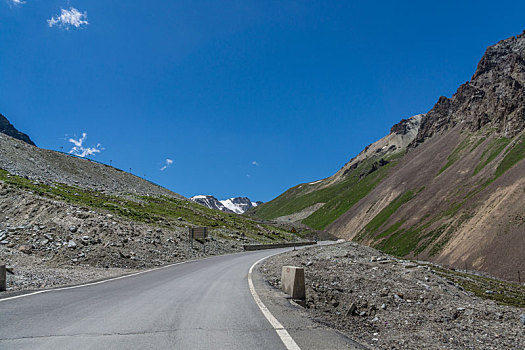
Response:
[68,133,102,157]
[251,161,259,166]
[160,159,173,171]
[48,7,88,29]
[9,0,26,5]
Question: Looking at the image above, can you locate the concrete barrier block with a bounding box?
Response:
[0,265,6,292]
[281,266,305,300]
[243,241,316,251]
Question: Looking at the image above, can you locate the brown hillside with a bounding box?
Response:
[326,32,525,282]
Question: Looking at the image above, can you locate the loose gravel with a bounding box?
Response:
[262,242,525,350]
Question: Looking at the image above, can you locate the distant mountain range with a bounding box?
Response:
[250,30,525,282]
[190,195,262,214]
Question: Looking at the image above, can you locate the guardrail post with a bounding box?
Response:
[0,265,6,291]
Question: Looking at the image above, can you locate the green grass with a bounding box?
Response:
[473,137,510,175]
[464,135,525,193]
[427,226,454,257]
[375,220,405,240]
[426,212,472,257]
[390,136,523,256]
[469,136,486,152]
[412,222,449,256]
[430,265,525,308]
[357,189,415,240]
[438,136,472,175]
[368,198,475,258]
[0,169,296,243]
[252,153,403,230]
[302,167,390,230]
[372,221,432,256]
[355,133,525,260]
[494,135,525,179]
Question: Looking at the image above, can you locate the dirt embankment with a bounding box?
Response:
[262,242,525,350]
[0,184,245,292]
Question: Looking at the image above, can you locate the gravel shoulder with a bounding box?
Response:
[2,262,137,297]
[261,242,525,350]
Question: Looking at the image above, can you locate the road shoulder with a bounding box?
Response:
[251,256,367,350]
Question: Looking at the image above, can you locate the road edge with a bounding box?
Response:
[248,253,301,350]
[0,249,252,302]
[249,245,369,350]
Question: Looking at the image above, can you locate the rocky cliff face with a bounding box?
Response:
[326,32,525,282]
[0,114,35,146]
[413,31,525,146]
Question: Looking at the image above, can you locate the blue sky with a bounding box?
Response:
[1,1,525,201]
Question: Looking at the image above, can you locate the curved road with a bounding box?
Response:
[0,248,362,350]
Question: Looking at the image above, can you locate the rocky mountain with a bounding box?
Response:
[190,195,261,214]
[0,113,35,146]
[251,30,525,282]
[220,197,262,214]
[250,113,424,226]
[190,195,232,212]
[0,132,180,198]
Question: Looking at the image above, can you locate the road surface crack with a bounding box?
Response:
[0,327,286,341]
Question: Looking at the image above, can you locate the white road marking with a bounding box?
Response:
[0,256,207,302]
[2,247,304,348]
[248,254,301,350]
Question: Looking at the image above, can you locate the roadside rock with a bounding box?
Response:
[18,245,32,254]
[262,242,525,350]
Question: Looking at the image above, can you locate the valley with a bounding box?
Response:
[1,24,525,350]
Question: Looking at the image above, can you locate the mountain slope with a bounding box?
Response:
[0,113,35,146]
[0,131,180,198]
[250,114,423,228]
[251,31,525,281]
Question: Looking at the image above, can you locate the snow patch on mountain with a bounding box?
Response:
[220,198,243,214]
[190,195,261,214]
[308,180,323,185]
[190,195,231,212]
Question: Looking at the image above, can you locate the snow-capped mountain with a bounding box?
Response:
[190,195,231,212]
[190,195,261,214]
[220,197,261,214]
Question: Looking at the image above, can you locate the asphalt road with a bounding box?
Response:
[0,248,362,350]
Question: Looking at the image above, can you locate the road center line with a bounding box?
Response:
[248,253,301,350]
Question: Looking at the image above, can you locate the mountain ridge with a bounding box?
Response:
[190,195,261,214]
[250,30,525,281]
[0,113,35,146]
